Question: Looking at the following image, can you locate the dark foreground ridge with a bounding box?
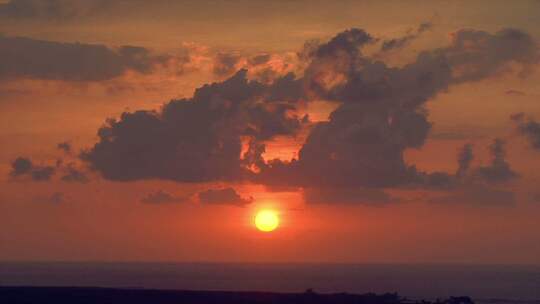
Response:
[0,287,474,304]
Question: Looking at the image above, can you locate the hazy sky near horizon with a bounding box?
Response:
[1,0,540,264]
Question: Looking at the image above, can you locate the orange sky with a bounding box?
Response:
[1,0,540,264]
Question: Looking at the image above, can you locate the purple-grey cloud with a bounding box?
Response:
[0,35,186,82]
[10,157,55,181]
[198,187,253,207]
[141,190,187,204]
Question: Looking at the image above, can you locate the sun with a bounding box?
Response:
[255,210,280,232]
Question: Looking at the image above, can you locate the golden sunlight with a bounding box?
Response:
[254,210,280,232]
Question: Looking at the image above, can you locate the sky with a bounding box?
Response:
[1,0,540,264]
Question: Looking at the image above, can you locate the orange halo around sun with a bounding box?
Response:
[255,210,280,232]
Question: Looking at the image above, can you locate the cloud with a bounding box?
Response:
[60,163,89,183]
[0,0,115,20]
[427,139,517,189]
[198,187,253,207]
[57,141,71,153]
[512,113,540,150]
[14,27,537,204]
[213,52,242,77]
[474,139,518,183]
[303,187,398,205]
[0,35,176,82]
[456,143,474,178]
[81,69,305,182]
[211,51,297,84]
[446,28,538,82]
[258,27,536,189]
[248,54,271,66]
[140,190,187,204]
[381,22,432,52]
[10,157,55,181]
[315,28,375,58]
[9,156,89,183]
[430,184,515,207]
[266,72,305,102]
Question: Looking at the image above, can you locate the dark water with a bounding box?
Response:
[1,262,539,303]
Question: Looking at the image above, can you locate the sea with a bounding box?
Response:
[0,262,539,303]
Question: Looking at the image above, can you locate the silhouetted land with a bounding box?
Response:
[0,287,475,304]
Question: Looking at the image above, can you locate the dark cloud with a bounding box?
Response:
[0,35,173,81]
[198,187,253,207]
[512,113,540,150]
[140,190,187,204]
[303,187,398,205]
[0,0,116,20]
[430,139,517,187]
[0,0,83,19]
[266,72,305,102]
[475,139,517,183]
[248,54,271,66]
[10,157,55,181]
[381,22,432,52]
[423,171,456,189]
[60,163,89,183]
[258,27,535,189]
[10,157,32,175]
[456,143,474,178]
[16,27,536,203]
[445,28,538,82]
[213,52,242,77]
[316,28,374,58]
[81,70,304,182]
[212,52,295,84]
[9,155,89,183]
[430,184,515,207]
[57,141,71,153]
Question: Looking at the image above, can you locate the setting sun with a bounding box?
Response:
[255,210,280,232]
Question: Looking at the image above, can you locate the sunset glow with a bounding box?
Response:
[1,0,540,268]
[3,1,540,302]
[255,210,280,232]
